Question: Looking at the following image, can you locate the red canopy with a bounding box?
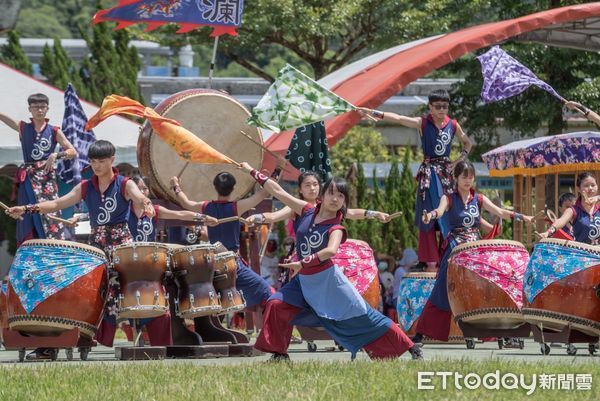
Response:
[263,2,600,176]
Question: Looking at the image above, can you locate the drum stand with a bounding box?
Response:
[2,327,95,362]
[530,324,599,356]
[115,319,167,361]
[456,321,530,350]
[164,280,229,358]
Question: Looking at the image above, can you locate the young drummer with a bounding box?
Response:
[170,172,274,311]
[0,93,77,244]
[412,161,534,343]
[6,140,158,348]
[239,162,422,361]
[539,172,600,245]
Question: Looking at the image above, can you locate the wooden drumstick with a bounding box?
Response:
[388,211,403,220]
[239,131,290,172]
[0,201,23,221]
[47,214,75,226]
[176,162,189,179]
[216,216,241,224]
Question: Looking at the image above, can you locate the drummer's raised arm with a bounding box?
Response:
[5,184,83,219]
[0,112,19,133]
[170,176,204,212]
[124,180,154,218]
[481,195,534,224]
[240,162,307,216]
[237,186,268,216]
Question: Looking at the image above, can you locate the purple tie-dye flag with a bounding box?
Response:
[477,46,563,103]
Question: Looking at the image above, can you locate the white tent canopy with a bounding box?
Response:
[0,62,140,171]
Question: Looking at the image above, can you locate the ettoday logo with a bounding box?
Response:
[417,371,592,394]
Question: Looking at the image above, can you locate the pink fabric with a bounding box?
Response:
[331,239,377,296]
[449,244,529,308]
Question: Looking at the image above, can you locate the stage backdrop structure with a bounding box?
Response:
[482,131,600,246]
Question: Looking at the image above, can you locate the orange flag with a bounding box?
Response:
[86,95,237,165]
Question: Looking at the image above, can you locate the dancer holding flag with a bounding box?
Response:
[358,90,472,272]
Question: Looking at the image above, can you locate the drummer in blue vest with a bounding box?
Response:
[0,93,77,245]
[170,172,275,311]
[120,176,218,345]
[414,161,533,343]
[540,172,600,245]
[358,90,472,273]
[6,140,158,351]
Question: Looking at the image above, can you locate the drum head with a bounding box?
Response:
[138,89,264,203]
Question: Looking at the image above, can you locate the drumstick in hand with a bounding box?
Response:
[388,211,403,220]
[47,214,76,226]
[0,201,23,221]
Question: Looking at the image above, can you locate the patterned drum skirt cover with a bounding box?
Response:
[522,238,600,337]
[448,239,529,329]
[7,239,108,338]
[397,272,463,341]
[331,239,381,308]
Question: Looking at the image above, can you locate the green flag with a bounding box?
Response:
[248,64,354,133]
[286,122,332,180]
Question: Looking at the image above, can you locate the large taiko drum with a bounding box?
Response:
[213,251,246,314]
[448,239,529,330]
[7,240,108,338]
[331,239,381,308]
[138,89,264,204]
[171,243,221,318]
[112,242,170,319]
[522,238,600,337]
[396,272,463,342]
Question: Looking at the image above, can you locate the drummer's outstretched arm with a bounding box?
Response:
[279,230,344,275]
[538,208,574,239]
[124,180,154,218]
[237,186,268,216]
[5,185,82,219]
[156,206,218,227]
[356,107,421,129]
[169,176,203,212]
[565,101,600,126]
[0,112,18,133]
[346,208,390,222]
[247,206,295,225]
[240,162,307,216]
[422,195,449,225]
[481,195,534,224]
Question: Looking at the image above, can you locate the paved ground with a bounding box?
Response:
[0,338,598,366]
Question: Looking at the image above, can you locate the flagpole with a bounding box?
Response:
[208,36,219,89]
[179,36,220,181]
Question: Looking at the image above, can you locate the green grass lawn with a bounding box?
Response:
[1,358,598,401]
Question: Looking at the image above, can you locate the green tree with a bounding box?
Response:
[146,0,508,81]
[397,148,417,250]
[77,17,141,104]
[329,125,390,176]
[0,31,33,75]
